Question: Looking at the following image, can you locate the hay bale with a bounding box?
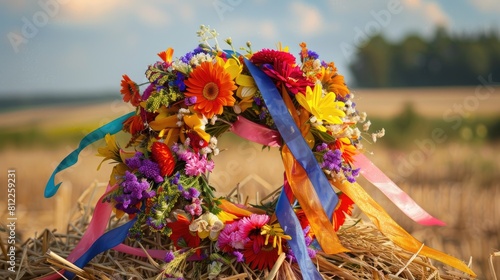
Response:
[1,182,476,280]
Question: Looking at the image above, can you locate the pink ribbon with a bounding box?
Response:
[113,244,167,259]
[230,116,281,147]
[229,116,444,226]
[353,154,446,226]
[40,184,168,279]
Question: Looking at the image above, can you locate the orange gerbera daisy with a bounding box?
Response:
[184,59,237,118]
[331,137,358,165]
[120,74,141,106]
[319,64,349,99]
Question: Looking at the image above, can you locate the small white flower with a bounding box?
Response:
[352,127,361,139]
[201,147,212,154]
[377,128,385,138]
[210,115,217,125]
[209,136,218,148]
[343,127,353,138]
[346,107,356,115]
[171,60,190,74]
[313,59,322,70]
[359,112,367,122]
[363,120,371,131]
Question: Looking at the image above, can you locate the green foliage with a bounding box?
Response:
[350,27,500,87]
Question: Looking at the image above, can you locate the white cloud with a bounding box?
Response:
[289,2,324,35]
[56,0,126,24]
[52,0,186,28]
[137,5,170,26]
[402,0,451,27]
[257,20,278,40]
[468,0,500,13]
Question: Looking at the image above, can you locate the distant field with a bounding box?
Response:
[353,86,500,118]
[1,87,499,130]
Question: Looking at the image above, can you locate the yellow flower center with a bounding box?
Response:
[203,82,219,100]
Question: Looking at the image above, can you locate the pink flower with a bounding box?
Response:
[184,152,214,176]
[217,221,248,252]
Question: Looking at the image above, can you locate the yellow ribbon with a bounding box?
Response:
[332,179,476,277]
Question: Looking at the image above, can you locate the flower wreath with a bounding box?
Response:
[45,25,475,279]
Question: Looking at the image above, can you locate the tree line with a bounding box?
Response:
[349,27,500,88]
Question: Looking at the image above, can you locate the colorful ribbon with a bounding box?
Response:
[45,111,135,198]
[243,58,339,218]
[244,58,342,279]
[354,153,446,226]
[332,179,476,277]
[230,116,281,147]
[275,186,323,280]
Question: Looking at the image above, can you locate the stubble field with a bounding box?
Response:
[1,86,499,278]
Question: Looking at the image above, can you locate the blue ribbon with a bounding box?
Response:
[243,59,339,218]
[243,58,339,280]
[45,112,135,198]
[275,189,322,280]
[63,217,137,279]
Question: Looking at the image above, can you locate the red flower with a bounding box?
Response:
[120,74,141,106]
[151,141,175,177]
[187,132,209,153]
[333,193,354,231]
[250,49,296,66]
[238,214,279,270]
[123,115,144,135]
[167,214,200,251]
[242,235,279,270]
[262,60,313,95]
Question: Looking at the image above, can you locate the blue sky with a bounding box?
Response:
[1,0,499,96]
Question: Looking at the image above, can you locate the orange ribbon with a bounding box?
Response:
[282,145,348,254]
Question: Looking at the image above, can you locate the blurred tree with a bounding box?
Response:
[349,27,500,87]
[349,35,392,87]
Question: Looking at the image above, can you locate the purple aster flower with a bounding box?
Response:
[184,96,197,106]
[181,187,200,200]
[316,143,328,152]
[174,72,186,91]
[114,171,155,214]
[307,50,319,60]
[171,172,181,185]
[146,216,166,231]
[351,168,360,177]
[164,251,175,263]
[138,159,164,183]
[126,152,144,170]
[321,149,342,172]
[254,96,263,106]
[233,251,244,262]
[188,187,200,198]
[142,83,155,100]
